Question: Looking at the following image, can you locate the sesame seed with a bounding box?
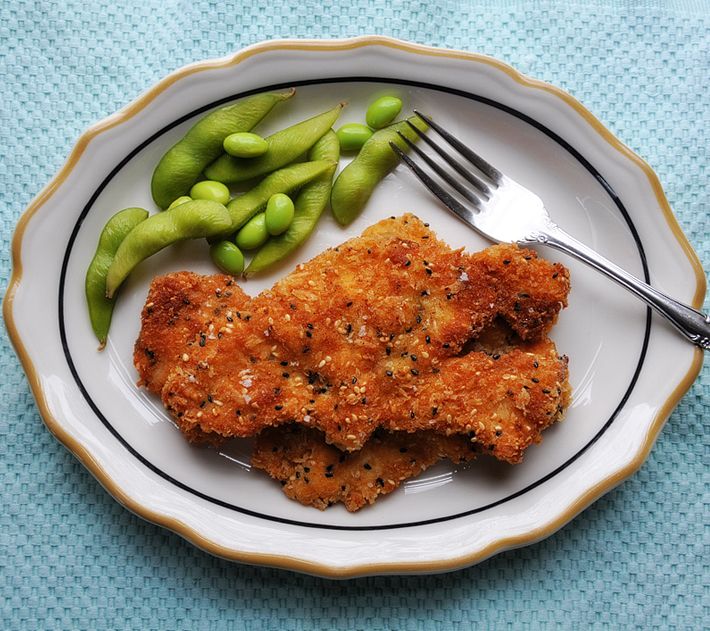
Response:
[182,353,189,362]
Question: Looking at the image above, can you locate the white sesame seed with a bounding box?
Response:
[182,353,189,362]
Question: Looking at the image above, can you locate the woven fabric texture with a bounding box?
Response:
[1,1,708,629]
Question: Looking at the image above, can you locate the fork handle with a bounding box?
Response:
[537,226,710,350]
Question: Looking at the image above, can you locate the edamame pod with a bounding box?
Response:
[85,207,149,349]
[105,200,232,298]
[330,116,428,225]
[246,130,339,275]
[225,160,335,232]
[151,89,295,209]
[204,102,344,184]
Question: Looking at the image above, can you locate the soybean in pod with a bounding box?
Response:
[336,123,373,152]
[205,102,344,184]
[223,132,269,158]
[236,213,269,250]
[330,116,428,226]
[105,200,232,298]
[225,160,335,233]
[151,89,294,209]
[85,207,149,349]
[246,130,339,276]
[265,193,295,235]
[190,180,230,205]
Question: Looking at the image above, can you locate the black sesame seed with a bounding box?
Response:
[410,368,419,376]
[399,447,408,453]
[405,260,411,267]
[385,347,392,355]
[305,331,312,338]
[533,361,539,368]
[363,463,372,470]
[280,361,289,366]
[421,289,429,296]
[431,407,438,416]
[503,259,510,265]
[376,478,385,487]
[531,377,540,383]
[282,372,290,378]
[199,333,206,347]
[325,472,334,478]
[274,405,283,411]
[425,336,431,344]
[493,354,500,360]
[425,268,432,276]
[442,343,450,349]
[386,370,393,377]
[346,301,353,307]
[306,323,314,329]
[410,355,417,362]
[361,397,367,404]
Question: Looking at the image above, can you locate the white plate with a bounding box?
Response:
[4,37,705,577]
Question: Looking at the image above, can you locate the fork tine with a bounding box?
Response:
[389,142,478,229]
[414,111,502,183]
[404,121,491,199]
[395,132,483,206]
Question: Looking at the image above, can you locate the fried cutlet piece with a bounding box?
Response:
[135,272,248,393]
[142,215,571,459]
[252,426,479,511]
[133,268,481,508]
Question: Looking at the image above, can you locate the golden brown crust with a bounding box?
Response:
[252,426,479,511]
[136,215,571,461]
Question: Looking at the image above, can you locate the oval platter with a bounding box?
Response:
[4,37,705,577]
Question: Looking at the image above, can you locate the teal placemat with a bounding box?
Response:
[1,1,707,629]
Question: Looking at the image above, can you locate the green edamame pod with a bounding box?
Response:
[151,89,295,209]
[225,160,335,232]
[246,130,339,276]
[85,207,149,349]
[204,102,344,184]
[105,200,232,298]
[330,116,428,225]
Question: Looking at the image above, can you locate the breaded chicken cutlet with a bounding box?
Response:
[136,215,570,466]
[252,426,479,511]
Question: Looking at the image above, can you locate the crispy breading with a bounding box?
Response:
[252,426,479,511]
[137,214,571,461]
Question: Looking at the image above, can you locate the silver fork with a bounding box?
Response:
[390,111,710,350]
